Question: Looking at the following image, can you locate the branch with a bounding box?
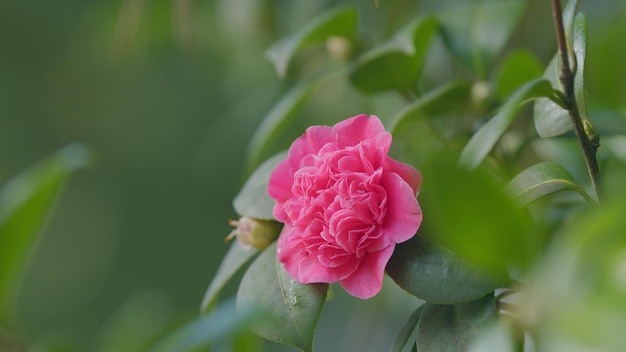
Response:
[551,0,601,200]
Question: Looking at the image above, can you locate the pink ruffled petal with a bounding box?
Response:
[384,157,423,194]
[268,114,423,299]
[380,172,422,244]
[339,245,395,299]
[268,159,295,202]
[288,125,336,165]
[334,115,388,149]
[278,226,358,283]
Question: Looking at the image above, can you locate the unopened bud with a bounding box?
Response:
[225,216,282,250]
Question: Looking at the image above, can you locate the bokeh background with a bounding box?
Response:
[1,0,624,350]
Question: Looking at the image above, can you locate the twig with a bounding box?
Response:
[551,0,601,200]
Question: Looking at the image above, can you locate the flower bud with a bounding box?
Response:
[225,216,281,250]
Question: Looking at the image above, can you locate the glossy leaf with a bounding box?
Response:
[200,241,259,314]
[415,294,496,352]
[439,0,527,78]
[234,152,286,220]
[460,79,553,170]
[495,49,544,100]
[533,0,583,138]
[573,13,596,142]
[389,80,472,134]
[532,55,570,137]
[350,16,438,94]
[245,82,316,175]
[419,155,531,278]
[266,6,357,79]
[149,298,262,352]
[506,161,595,206]
[387,235,504,305]
[0,144,90,318]
[391,305,423,352]
[236,242,328,352]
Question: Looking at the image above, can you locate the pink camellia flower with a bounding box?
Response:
[268,114,422,299]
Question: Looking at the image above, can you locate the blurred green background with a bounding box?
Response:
[1,0,624,350]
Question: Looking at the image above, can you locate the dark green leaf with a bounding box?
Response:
[506,161,595,206]
[200,241,259,314]
[350,16,438,94]
[236,242,328,352]
[494,49,544,100]
[0,144,90,319]
[266,6,357,79]
[439,0,527,78]
[389,80,472,134]
[391,305,423,352]
[245,82,316,175]
[420,155,531,278]
[149,299,262,352]
[415,294,496,352]
[387,235,504,305]
[460,79,553,170]
[234,152,286,220]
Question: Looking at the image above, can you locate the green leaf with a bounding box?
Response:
[533,0,583,138]
[236,242,328,352]
[148,298,262,352]
[391,305,423,352]
[562,0,579,57]
[389,80,472,134]
[572,13,597,143]
[494,49,544,100]
[415,294,496,352]
[234,152,286,220]
[439,0,527,78]
[506,161,595,206]
[460,79,553,170]
[0,144,90,319]
[350,16,438,94]
[245,82,316,175]
[266,6,357,79]
[200,241,260,314]
[387,235,504,305]
[532,57,571,137]
[420,155,531,278]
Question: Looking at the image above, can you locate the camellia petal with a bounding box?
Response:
[268,114,422,299]
[339,246,395,299]
[334,114,389,150]
[288,125,336,165]
[380,172,422,243]
[384,157,423,194]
